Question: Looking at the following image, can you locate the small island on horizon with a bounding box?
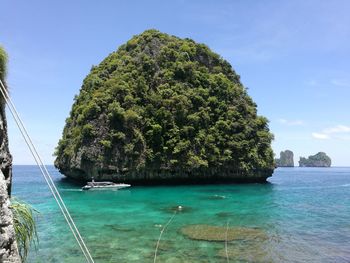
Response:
[299,152,332,167]
[275,150,294,167]
[275,150,332,168]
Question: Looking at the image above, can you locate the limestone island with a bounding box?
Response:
[299,152,331,167]
[275,150,294,167]
[54,30,275,184]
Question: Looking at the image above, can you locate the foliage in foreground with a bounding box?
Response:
[10,198,38,262]
[0,45,7,82]
[55,29,274,177]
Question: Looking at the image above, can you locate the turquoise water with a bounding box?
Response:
[12,166,350,262]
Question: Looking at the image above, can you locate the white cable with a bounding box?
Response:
[6,99,90,262]
[0,83,88,260]
[2,86,92,261]
[0,83,91,262]
[0,82,92,262]
[153,211,177,263]
[0,80,94,263]
[225,221,230,263]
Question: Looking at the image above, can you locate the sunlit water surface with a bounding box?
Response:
[12,166,350,262]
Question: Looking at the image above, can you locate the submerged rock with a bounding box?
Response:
[217,242,270,262]
[180,224,267,242]
[55,29,275,183]
[105,224,133,232]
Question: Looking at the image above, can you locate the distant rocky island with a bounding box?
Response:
[275,150,331,168]
[299,152,331,167]
[275,150,294,167]
[54,29,275,183]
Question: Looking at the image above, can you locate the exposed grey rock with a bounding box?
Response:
[275,150,294,167]
[0,84,20,262]
[299,152,331,167]
[0,171,20,262]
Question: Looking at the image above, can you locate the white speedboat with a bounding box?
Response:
[82,179,130,191]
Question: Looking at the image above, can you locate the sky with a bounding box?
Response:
[1,0,350,166]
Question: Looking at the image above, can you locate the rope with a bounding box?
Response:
[0,79,94,263]
[225,220,230,263]
[153,211,177,263]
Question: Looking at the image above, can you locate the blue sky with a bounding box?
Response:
[1,0,350,165]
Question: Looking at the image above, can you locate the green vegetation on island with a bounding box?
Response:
[0,46,8,82]
[299,152,331,167]
[55,30,274,183]
[275,150,294,167]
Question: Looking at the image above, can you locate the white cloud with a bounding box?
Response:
[323,125,350,134]
[312,125,350,140]
[278,118,304,126]
[331,79,350,88]
[306,78,350,89]
[305,79,318,87]
[312,132,330,140]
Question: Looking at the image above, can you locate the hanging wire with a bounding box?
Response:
[225,220,230,263]
[0,79,94,263]
[153,211,177,263]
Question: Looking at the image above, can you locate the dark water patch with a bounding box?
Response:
[201,194,227,200]
[215,211,235,218]
[65,247,81,257]
[162,205,194,214]
[105,224,134,232]
[217,241,270,262]
[153,239,176,252]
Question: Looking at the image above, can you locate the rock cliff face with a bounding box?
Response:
[275,150,294,167]
[0,47,20,262]
[55,30,275,183]
[0,105,20,262]
[299,152,331,167]
[0,171,20,262]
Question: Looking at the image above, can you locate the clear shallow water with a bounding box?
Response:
[12,166,350,263]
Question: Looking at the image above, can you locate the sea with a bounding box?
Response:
[12,166,350,263]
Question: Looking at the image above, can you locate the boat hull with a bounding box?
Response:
[82,184,130,191]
